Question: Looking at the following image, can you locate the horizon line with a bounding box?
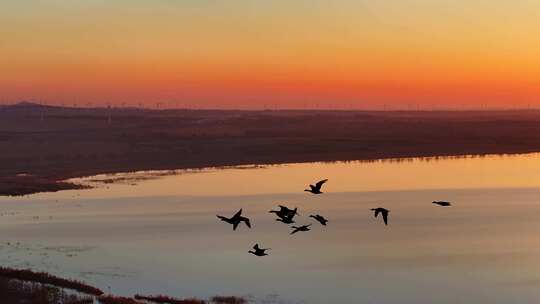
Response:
[2,101,540,112]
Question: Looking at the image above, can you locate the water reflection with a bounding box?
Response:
[53,152,540,199]
[1,154,540,303]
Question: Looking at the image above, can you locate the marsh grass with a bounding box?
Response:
[0,267,248,304]
[135,294,206,304]
[0,267,104,296]
[211,296,248,304]
[0,276,93,304]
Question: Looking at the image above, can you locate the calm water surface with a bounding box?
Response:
[1,154,540,303]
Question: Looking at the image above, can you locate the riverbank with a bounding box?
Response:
[0,267,245,304]
[2,103,540,196]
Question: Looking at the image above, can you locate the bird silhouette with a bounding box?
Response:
[290,224,312,234]
[216,209,251,230]
[276,215,296,224]
[371,207,389,225]
[304,179,328,194]
[269,205,299,218]
[310,214,328,226]
[270,205,299,224]
[432,201,452,207]
[248,243,271,256]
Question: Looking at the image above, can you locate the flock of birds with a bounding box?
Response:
[217,179,452,256]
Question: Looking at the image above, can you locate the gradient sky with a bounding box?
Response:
[1,1,540,109]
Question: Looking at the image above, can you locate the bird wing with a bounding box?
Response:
[243,217,251,228]
[254,244,260,250]
[232,221,239,230]
[315,179,328,189]
[382,211,388,225]
[374,209,380,218]
[232,209,242,219]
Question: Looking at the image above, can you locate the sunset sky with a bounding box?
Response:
[1,1,540,109]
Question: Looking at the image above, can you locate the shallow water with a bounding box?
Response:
[2,154,540,303]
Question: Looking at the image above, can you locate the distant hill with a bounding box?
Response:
[3,101,55,110]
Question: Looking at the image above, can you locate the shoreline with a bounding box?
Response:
[0,266,245,304]
[3,106,540,196]
[3,149,540,197]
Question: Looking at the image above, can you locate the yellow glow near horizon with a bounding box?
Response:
[1,1,540,108]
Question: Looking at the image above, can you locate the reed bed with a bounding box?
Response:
[0,267,247,304]
[0,276,94,304]
[0,267,104,296]
[135,294,206,304]
[210,296,247,304]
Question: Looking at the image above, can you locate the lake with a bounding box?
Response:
[1,154,540,303]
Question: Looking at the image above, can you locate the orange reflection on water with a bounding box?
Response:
[58,153,540,199]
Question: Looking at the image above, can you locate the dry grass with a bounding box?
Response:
[210,296,247,304]
[0,276,94,304]
[0,267,104,296]
[135,294,206,304]
[0,267,247,304]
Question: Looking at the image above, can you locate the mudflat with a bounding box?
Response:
[2,103,540,195]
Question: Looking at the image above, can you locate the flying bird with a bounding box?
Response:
[276,216,296,224]
[269,205,299,218]
[290,224,312,234]
[216,209,251,230]
[248,243,271,256]
[310,214,328,226]
[270,205,299,224]
[432,201,452,207]
[371,207,389,225]
[304,179,328,194]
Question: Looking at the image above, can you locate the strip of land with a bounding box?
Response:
[0,266,245,304]
[2,102,540,195]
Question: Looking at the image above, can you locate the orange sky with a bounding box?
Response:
[1,1,540,109]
